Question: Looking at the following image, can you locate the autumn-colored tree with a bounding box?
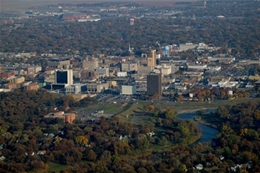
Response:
[75,136,89,147]
[165,108,177,121]
[86,149,97,161]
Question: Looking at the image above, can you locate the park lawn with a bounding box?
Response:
[101,103,125,114]
[77,103,101,111]
[47,162,67,172]
[116,102,145,122]
[77,102,127,115]
[155,98,260,113]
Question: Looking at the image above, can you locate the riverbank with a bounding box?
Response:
[177,108,219,129]
[177,110,219,142]
[195,118,219,129]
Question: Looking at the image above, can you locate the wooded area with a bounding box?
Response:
[0,1,260,58]
[0,90,260,172]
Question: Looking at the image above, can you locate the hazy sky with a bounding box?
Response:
[1,0,194,11]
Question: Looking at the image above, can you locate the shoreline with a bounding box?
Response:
[196,118,219,129]
[176,107,217,114]
[177,108,219,130]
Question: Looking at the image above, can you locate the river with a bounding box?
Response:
[177,110,219,143]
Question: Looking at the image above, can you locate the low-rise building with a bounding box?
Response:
[208,55,235,64]
[121,85,136,95]
[137,66,153,75]
[161,65,172,76]
[80,70,97,81]
[97,83,109,93]
[86,83,97,92]
[188,64,207,70]
[174,84,187,92]
[10,76,25,84]
[121,62,138,72]
[44,111,76,124]
[249,75,260,81]
[65,84,87,94]
[107,80,117,88]
[4,83,17,89]
[23,82,39,91]
[82,57,99,70]
[95,67,109,78]
[117,71,127,77]
[179,43,198,52]
[0,71,15,80]
[47,58,71,69]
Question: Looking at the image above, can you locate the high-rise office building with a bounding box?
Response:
[147,50,156,67]
[55,69,73,85]
[147,72,162,97]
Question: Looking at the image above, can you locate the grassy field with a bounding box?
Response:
[77,102,126,114]
[77,98,260,123]
[153,98,260,113]
[46,162,67,172]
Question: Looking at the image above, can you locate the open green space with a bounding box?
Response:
[77,98,260,123]
[47,162,67,172]
[153,98,260,113]
[77,102,126,115]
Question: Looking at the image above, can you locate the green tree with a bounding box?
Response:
[165,108,177,121]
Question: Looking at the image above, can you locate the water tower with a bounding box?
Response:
[130,18,135,26]
[164,46,170,57]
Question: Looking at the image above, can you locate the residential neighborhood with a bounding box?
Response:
[1,0,260,172]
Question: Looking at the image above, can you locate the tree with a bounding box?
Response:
[217,106,230,120]
[245,129,259,140]
[177,164,187,173]
[165,108,177,120]
[75,136,88,147]
[254,110,260,120]
[178,121,190,138]
[137,167,148,173]
[160,136,168,146]
[147,105,155,112]
[221,124,234,136]
[86,149,97,161]
[222,146,232,158]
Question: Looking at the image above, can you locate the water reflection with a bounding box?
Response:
[177,111,218,142]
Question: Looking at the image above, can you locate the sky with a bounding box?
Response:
[0,0,195,11]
